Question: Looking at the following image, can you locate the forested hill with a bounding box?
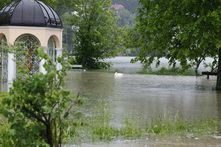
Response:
[112,0,139,14]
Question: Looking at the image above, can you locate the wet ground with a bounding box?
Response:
[70,138,221,147]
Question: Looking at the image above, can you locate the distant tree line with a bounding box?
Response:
[112,0,139,14]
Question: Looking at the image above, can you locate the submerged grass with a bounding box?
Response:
[120,115,143,139]
[0,92,220,145]
[66,99,119,144]
[137,67,200,76]
[146,112,220,139]
[68,107,221,144]
[90,103,118,142]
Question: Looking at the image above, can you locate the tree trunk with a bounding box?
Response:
[216,48,221,90]
[46,124,53,147]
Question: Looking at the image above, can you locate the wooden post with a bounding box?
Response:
[207,71,209,79]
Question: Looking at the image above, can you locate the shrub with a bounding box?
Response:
[1,48,82,147]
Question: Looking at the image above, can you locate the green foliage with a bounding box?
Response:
[117,8,135,28]
[0,93,14,147]
[137,67,198,76]
[90,103,118,142]
[203,57,218,72]
[68,56,78,65]
[69,0,123,69]
[67,98,220,144]
[132,0,221,74]
[1,47,82,147]
[86,102,118,142]
[146,112,219,138]
[0,0,11,9]
[0,118,14,147]
[61,12,74,52]
[120,116,143,139]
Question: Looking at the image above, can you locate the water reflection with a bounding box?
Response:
[115,74,218,119]
[65,70,220,125]
[1,56,221,146]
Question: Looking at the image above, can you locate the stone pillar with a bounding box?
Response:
[55,48,63,70]
[39,47,48,74]
[7,52,16,83]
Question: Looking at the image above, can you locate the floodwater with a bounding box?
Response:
[1,57,221,146]
[66,70,220,121]
[64,57,221,147]
[72,138,221,147]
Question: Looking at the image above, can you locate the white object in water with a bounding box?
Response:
[114,72,123,78]
[213,136,221,139]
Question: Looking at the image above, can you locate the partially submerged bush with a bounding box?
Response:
[137,67,198,76]
[1,48,83,147]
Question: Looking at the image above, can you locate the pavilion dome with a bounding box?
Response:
[0,0,62,28]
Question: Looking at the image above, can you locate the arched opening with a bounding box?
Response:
[0,35,8,83]
[0,34,7,45]
[15,34,41,74]
[48,36,56,62]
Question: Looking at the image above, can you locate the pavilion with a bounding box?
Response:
[0,0,63,83]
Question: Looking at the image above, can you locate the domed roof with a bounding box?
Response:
[0,0,62,28]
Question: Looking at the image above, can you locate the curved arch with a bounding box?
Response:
[48,35,61,48]
[1,34,8,83]
[15,34,41,46]
[0,33,7,42]
[15,34,41,74]
[47,36,57,62]
[0,33,4,40]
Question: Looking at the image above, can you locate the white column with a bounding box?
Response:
[55,48,63,70]
[7,53,16,83]
[39,47,48,74]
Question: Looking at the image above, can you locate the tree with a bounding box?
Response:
[1,46,82,146]
[61,12,74,53]
[133,0,221,88]
[117,8,135,27]
[0,0,11,9]
[69,0,122,69]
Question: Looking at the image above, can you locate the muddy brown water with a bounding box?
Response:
[64,71,221,146]
[1,57,221,146]
[72,138,221,147]
[63,57,221,146]
[63,58,221,146]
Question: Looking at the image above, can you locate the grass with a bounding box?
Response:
[137,67,200,76]
[67,105,221,145]
[120,115,143,139]
[0,92,220,145]
[145,112,220,138]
